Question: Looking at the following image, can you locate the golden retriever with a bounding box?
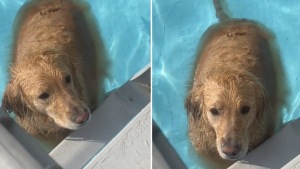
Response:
[1,0,103,137]
[185,0,279,161]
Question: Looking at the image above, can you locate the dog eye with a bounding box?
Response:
[65,75,71,83]
[241,106,250,114]
[210,108,219,116]
[38,93,49,100]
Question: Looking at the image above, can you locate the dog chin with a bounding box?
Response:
[219,151,245,161]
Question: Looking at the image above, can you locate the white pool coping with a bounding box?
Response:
[84,104,151,169]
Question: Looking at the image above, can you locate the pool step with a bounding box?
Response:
[229,118,300,169]
[84,104,151,169]
[0,109,61,169]
[152,121,187,169]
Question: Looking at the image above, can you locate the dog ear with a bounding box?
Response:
[185,86,204,121]
[1,80,31,119]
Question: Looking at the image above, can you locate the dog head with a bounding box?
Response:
[185,70,268,160]
[2,50,91,131]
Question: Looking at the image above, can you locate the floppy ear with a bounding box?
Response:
[185,86,204,121]
[252,81,269,120]
[1,80,31,119]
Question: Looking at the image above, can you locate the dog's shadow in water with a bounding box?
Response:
[74,1,111,110]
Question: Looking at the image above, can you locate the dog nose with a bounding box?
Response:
[221,146,240,157]
[221,141,240,157]
[75,111,90,124]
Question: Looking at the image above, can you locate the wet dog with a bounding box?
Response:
[185,0,279,161]
[2,0,103,138]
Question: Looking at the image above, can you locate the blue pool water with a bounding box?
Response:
[0,0,150,99]
[153,0,300,168]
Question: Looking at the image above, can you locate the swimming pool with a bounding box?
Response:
[152,0,300,168]
[0,0,150,99]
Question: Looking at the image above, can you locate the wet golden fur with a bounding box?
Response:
[2,0,106,137]
[185,19,278,161]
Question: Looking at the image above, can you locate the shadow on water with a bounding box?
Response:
[73,0,111,109]
[268,26,290,133]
